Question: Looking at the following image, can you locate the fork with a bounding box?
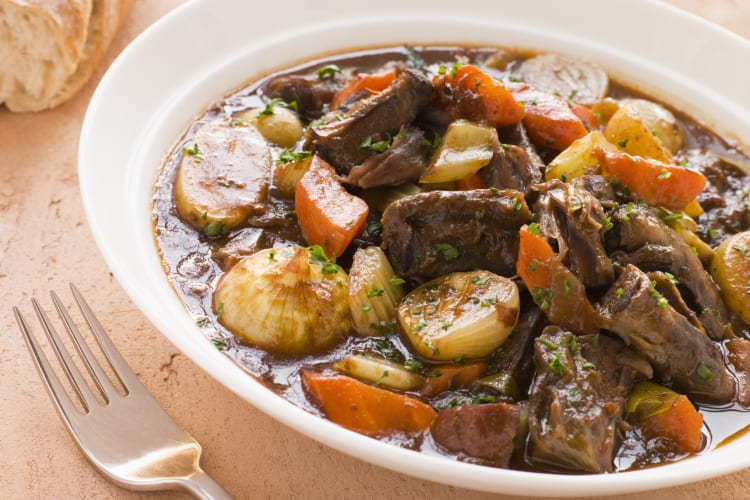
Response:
[13,283,233,499]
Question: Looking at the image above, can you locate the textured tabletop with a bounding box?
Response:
[1,1,748,498]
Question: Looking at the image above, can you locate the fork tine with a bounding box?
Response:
[14,306,85,424]
[69,283,145,394]
[51,290,119,402]
[30,298,100,412]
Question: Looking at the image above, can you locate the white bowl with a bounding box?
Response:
[78,0,750,496]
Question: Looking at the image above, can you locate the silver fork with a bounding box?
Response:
[13,283,233,499]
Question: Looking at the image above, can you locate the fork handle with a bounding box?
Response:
[182,469,234,499]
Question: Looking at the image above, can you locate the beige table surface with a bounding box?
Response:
[1,1,749,499]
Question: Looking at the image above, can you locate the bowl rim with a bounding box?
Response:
[79,0,750,496]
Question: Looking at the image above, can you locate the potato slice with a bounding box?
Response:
[621,98,683,154]
[419,120,498,183]
[174,117,271,234]
[398,270,520,361]
[238,104,303,148]
[544,130,618,182]
[710,231,750,324]
[604,100,679,162]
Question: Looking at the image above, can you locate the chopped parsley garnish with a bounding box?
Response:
[268,249,277,261]
[563,277,572,296]
[389,276,406,286]
[316,64,341,79]
[196,316,210,327]
[474,209,486,221]
[450,63,461,78]
[539,338,559,350]
[527,222,541,236]
[657,169,672,180]
[182,142,204,162]
[212,339,227,350]
[367,285,385,298]
[307,245,340,274]
[434,242,460,261]
[216,301,225,319]
[511,198,523,212]
[616,288,625,297]
[582,360,596,370]
[404,358,425,372]
[696,362,714,381]
[372,370,389,387]
[549,351,567,376]
[361,304,372,312]
[424,337,440,356]
[532,287,552,310]
[473,394,497,405]
[618,139,629,148]
[277,149,312,164]
[259,97,284,116]
[471,275,492,286]
[361,133,392,153]
[422,133,443,152]
[203,220,227,238]
[602,216,614,232]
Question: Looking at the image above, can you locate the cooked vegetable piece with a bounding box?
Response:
[295,155,369,257]
[332,354,424,391]
[273,153,312,198]
[213,246,350,355]
[348,246,404,336]
[627,381,703,454]
[516,224,554,293]
[398,270,520,361]
[421,362,489,398]
[238,104,303,148]
[174,117,271,232]
[710,231,750,324]
[604,103,672,162]
[544,130,617,182]
[302,371,436,437]
[330,68,397,110]
[434,64,525,127]
[595,147,707,210]
[517,53,609,106]
[507,82,588,150]
[420,120,499,183]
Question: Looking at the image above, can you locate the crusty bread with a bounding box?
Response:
[0,0,132,112]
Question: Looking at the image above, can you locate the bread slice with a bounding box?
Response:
[0,0,132,112]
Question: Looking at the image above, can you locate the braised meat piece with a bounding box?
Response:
[431,402,520,466]
[309,69,432,172]
[262,72,345,121]
[499,121,546,172]
[528,180,615,288]
[381,189,530,283]
[597,264,735,403]
[610,203,733,340]
[527,326,646,473]
[343,125,431,189]
[480,143,542,192]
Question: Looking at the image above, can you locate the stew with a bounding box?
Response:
[152,45,750,474]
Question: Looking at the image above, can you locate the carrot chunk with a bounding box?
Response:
[508,83,588,150]
[435,64,525,127]
[516,224,555,294]
[640,395,704,453]
[595,147,707,210]
[302,371,436,437]
[421,362,489,398]
[295,155,369,257]
[330,69,397,110]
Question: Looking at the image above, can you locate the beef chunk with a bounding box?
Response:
[528,180,614,288]
[343,126,430,188]
[597,264,736,403]
[610,203,733,340]
[499,121,546,172]
[431,402,520,466]
[381,189,530,283]
[309,69,432,172]
[262,73,345,121]
[481,143,542,192]
[528,327,644,473]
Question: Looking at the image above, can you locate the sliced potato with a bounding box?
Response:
[332,354,424,391]
[213,246,351,355]
[419,120,498,183]
[348,246,405,336]
[710,231,750,324]
[621,98,683,154]
[544,130,618,182]
[398,270,520,361]
[174,117,271,234]
[517,53,609,106]
[238,104,303,148]
[604,100,677,162]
